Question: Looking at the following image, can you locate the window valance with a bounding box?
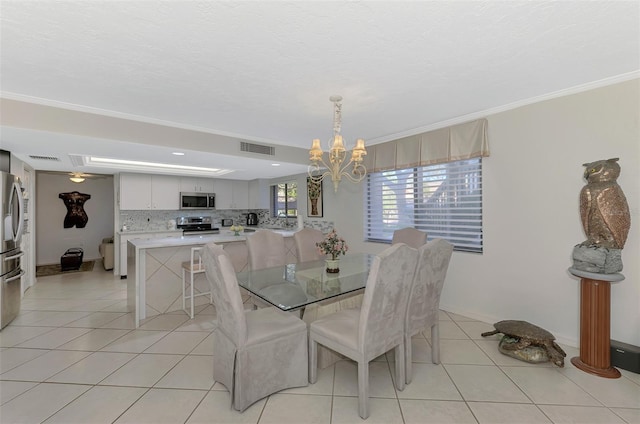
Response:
[363,118,489,172]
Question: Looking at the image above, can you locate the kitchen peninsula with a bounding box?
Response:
[127,230,297,327]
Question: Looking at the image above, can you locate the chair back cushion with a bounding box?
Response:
[405,239,454,335]
[358,243,418,356]
[247,230,286,270]
[294,228,326,262]
[203,242,247,346]
[392,227,427,249]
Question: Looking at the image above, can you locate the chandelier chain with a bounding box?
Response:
[333,99,342,136]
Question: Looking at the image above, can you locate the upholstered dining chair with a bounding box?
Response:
[246,229,286,270]
[202,242,308,412]
[293,227,326,262]
[297,227,360,368]
[404,239,453,384]
[392,227,427,249]
[246,230,287,308]
[309,243,418,419]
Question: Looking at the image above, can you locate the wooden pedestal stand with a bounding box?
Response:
[568,267,624,379]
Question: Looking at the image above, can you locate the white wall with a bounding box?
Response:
[36,174,114,265]
[320,78,639,347]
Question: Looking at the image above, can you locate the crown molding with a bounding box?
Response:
[368,71,640,144]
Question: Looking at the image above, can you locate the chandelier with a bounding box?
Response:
[308,96,367,192]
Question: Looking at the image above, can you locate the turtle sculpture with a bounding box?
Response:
[481,320,566,367]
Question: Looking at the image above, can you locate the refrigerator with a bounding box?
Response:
[0,171,24,329]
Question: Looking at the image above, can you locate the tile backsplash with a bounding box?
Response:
[119,209,333,233]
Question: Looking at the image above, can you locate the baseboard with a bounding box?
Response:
[438,303,578,348]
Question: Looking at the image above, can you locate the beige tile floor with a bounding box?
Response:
[1,263,639,424]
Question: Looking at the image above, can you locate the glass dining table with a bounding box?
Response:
[236,253,375,312]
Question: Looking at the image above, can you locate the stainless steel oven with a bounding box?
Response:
[177,216,220,235]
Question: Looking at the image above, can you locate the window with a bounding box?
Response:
[365,158,483,253]
[271,181,298,217]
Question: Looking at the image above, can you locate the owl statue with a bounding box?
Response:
[579,158,630,250]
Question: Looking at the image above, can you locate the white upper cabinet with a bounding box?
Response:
[214,179,233,209]
[119,173,180,210]
[180,177,215,193]
[151,175,180,209]
[119,173,252,210]
[248,179,271,209]
[214,179,249,209]
[232,180,249,209]
[119,174,152,210]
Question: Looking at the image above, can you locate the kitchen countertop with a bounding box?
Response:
[128,229,297,249]
[118,227,299,237]
[117,229,183,236]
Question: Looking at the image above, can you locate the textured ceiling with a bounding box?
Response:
[1,1,638,179]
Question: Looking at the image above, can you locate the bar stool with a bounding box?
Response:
[182,247,211,319]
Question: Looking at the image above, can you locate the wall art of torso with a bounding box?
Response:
[59,191,91,228]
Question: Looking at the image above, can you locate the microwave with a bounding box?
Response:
[180,192,215,210]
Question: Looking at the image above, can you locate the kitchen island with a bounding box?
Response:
[115,229,184,277]
[127,230,298,327]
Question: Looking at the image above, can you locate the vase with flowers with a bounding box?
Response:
[316,229,348,273]
[230,224,244,236]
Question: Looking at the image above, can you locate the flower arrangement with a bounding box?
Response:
[316,229,348,260]
[230,225,244,235]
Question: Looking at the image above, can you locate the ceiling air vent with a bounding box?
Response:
[240,141,275,156]
[68,154,85,167]
[29,155,60,161]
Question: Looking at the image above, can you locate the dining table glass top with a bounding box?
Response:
[236,253,375,311]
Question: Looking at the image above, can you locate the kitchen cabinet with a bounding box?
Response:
[232,180,249,209]
[151,175,180,209]
[248,179,271,209]
[180,177,215,193]
[119,174,151,210]
[214,179,233,209]
[214,179,249,209]
[119,173,180,210]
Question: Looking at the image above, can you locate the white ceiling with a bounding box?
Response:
[1,1,638,180]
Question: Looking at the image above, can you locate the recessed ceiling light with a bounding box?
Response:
[271,163,281,167]
[172,152,185,156]
[82,155,233,177]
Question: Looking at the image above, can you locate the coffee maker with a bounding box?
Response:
[247,212,258,226]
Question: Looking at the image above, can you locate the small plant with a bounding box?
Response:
[316,229,348,260]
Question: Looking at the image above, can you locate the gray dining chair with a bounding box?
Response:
[246,230,287,308]
[309,243,418,419]
[392,227,427,249]
[202,242,308,412]
[293,227,326,262]
[404,239,453,384]
[296,228,358,368]
[246,230,286,270]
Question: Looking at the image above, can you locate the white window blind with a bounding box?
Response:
[365,158,483,253]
